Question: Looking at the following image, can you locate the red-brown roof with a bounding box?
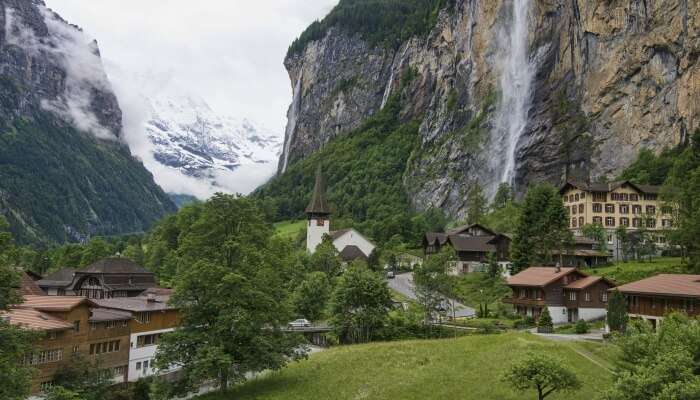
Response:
[19,295,94,311]
[20,272,45,296]
[507,267,578,287]
[89,308,132,322]
[564,275,615,290]
[614,274,700,298]
[2,308,73,331]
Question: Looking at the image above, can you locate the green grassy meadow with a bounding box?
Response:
[273,220,306,239]
[200,333,615,400]
[588,257,686,284]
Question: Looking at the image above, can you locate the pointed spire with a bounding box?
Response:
[305,166,330,215]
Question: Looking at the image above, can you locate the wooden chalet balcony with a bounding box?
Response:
[503,296,545,307]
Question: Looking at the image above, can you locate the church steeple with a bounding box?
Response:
[306,166,330,253]
[305,166,330,217]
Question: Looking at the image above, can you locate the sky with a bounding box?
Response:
[43,0,337,196]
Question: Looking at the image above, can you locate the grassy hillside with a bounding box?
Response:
[273,220,306,239]
[200,333,615,400]
[589,257,687,285]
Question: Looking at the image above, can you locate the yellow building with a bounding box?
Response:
[559,180,674,259]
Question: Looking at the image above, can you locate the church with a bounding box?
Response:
[305,169,376,262]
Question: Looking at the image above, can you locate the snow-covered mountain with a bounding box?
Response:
[145,94,281,182]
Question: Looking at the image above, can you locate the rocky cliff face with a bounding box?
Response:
[279,0,699,218]
[0,0,176,243]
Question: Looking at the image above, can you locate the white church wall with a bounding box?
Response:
[306,218,330,253]
[333,229,375,257]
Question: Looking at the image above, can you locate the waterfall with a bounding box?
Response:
[380,46,409,109]
[491,0,535,188]
[280,73,303,174]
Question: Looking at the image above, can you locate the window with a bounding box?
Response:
[106,320,128,329]
[73,320,80,332]
[620,217,629,227]
[644,194,657,201]
[619,204,629,214]
[572,206,577,215]
[630,194,639,201]
[72,345,79,355]
[632,205,642,214]
[565,206,570,214]
[580,192,585,199]
[605,217,615,227]
[90,340,120,355]
[579,217,584,227]
[585,292,591,302]
[605,204,615,213]
[662,219,672,228]
[143,360,149,370]
[592,203,602,213]
[646,205,656,215]
[646,218,657,228]
[592,216,602,224]
[136,362,142,370]
[137,333,161,348]
[136,312,151,324]
[568,291,577,301]
[633,218,642,228]
[25,349,63,365]
[114,366,126,376]
[571,218,577,228]
[578,204,584,213]
[661,206,673,214]
[57,289,66,296]
[593,192,607,202]
[575,193,580,201]
[40,381,55,393]
[602,292,608,302]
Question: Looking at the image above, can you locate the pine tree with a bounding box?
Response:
[537,307,553,333]
[607,290,628,333]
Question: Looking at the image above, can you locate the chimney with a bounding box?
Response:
[146,293,156,303]
[555,262,561,273]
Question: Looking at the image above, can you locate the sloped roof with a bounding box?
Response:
[424,232,449,246]
[89,308,132,322]
[93,296,175,312]
[564,275,615,290]
[338,245,369,262]
[507,267,578,287]
[615,274,700,298]
[305,167,330,215]
[560,180,661,195]
[82,258,150,274]
[19,295,93,311]
[448,223,497,236]
[447,235,496,253]
[329,229,351,240]
[552,249,610,258]
[19,272,45,296]
[2,308,73,331]
[37,268,76,287]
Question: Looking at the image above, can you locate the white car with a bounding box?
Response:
[288,319,311,328]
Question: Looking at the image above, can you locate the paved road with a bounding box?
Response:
[388,273,476,318]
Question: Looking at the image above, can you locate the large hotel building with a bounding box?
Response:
[560,180,674,259]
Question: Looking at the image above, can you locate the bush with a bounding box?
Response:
[536,307,553,333]
[574,319,589,334]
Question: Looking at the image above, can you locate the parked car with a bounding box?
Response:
[386,271,395,279]
[288,319,311,328]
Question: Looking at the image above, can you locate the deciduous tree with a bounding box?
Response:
[606,290,628,333]
[503,352,581,400]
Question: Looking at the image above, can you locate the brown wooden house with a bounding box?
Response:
[614,274,700,330]
[423,224,511,274]
[503,267,615,324]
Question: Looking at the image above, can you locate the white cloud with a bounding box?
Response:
[42,0,337,196]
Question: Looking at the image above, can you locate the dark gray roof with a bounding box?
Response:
[82,258,151,274]
[447,223,497,236]
[92,296,175,312]
[89,308,132,322]
[37,268,76,287]
[446,235,497,253]
[329,229,351,240]
[561,180,661,195]
[305,167,330,215]
[338,245,368,262]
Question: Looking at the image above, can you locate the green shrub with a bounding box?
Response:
[537,307,553,333]
[575,319,590,334]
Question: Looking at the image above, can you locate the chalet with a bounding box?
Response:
[503,267,615,324]
[305,168,376,261]
[551,236,610,267]
[94,288,180,381]
[38,259,156,299]
[613,274,700,330]
[423,223,510,274]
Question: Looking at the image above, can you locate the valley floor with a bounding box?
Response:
[198,332,616,400]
